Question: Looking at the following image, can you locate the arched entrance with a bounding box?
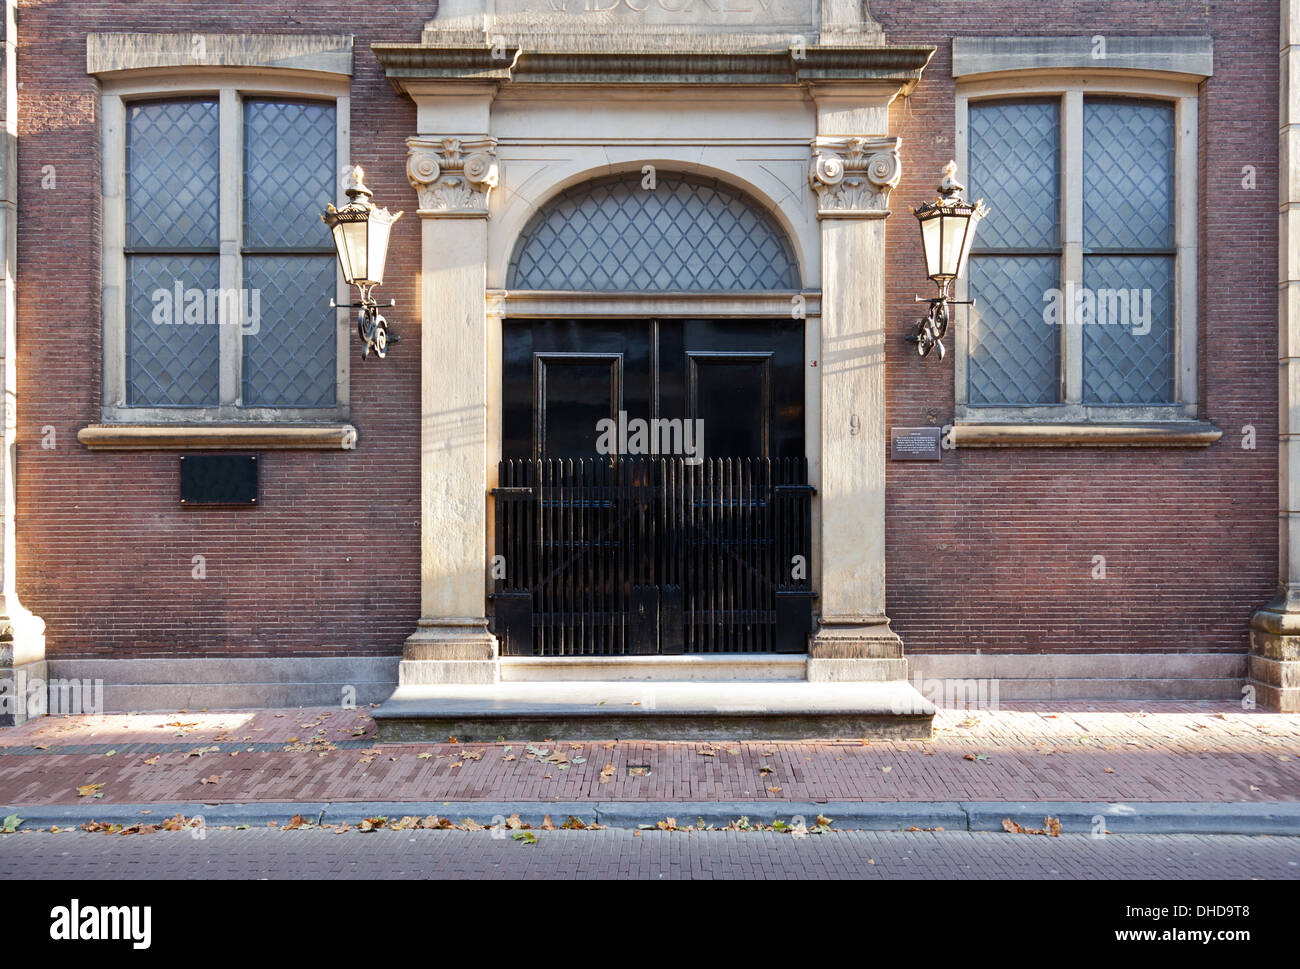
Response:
[491,172,816,657]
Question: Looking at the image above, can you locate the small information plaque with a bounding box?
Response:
[890,427,942,462]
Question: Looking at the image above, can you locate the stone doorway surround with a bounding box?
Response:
[370,0,939,734]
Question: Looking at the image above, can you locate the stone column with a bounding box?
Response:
[1249,0,1300,712]
[396,135,501,687]
[0,0,44,726]
[805,91,908,683]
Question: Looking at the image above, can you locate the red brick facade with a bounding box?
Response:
[11,1,1279,661]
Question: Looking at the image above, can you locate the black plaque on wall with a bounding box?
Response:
[890,427,943,462]
[180,455,259,505]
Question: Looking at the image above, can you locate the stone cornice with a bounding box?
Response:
[407,136,499,217]
[372,44,933,91]
[809,135,900,218]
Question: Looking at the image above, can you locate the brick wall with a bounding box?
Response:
[12,1,1281,660]
[14,3,438,657]
[879,1,1279,654]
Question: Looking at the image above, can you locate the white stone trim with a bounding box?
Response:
[952,35,1213,81]
[954,71,1202,427]
[96,71,351,426]
[491,290,820,319]
[87,33,353,79]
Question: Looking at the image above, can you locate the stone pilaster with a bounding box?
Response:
[1249,0,1300,712]
[805,122,907,682]
[0,0,44,726]
[397,133,500,687]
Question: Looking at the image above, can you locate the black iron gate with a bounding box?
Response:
[490,457,815,656]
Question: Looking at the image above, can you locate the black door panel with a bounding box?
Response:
[496,319,812,655]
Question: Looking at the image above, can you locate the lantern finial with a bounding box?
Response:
[938,160,964,200]
[345,165,374,204]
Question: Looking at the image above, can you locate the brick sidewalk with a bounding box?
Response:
[1,702,1297,806]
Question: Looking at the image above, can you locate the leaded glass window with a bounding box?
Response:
[242,99,337,407]
[968,99,1061,405]
[1082,99,1176,404]
[122,95,338,412]
[125,100,220,406]
[965,94,1180,411]
[508,173,800,291]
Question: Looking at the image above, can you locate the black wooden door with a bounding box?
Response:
[501,319,804,462]
[494,319,812,655]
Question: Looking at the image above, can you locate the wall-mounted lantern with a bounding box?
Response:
[907,161,989,360]
[323,166,403,360]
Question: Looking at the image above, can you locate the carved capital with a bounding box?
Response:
[809,136,901,218]
[406,136,499,217]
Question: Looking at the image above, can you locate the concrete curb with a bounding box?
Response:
[4,800,1300,835]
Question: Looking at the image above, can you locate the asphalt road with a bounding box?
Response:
[1,827,1298,879]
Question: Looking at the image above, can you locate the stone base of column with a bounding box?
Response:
[807,616,908,682]
[398,617,499,686]
[0,599,47,727]
[1249,603,1300,712]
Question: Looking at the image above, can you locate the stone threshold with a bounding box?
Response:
[500,653,807,682]
[373,679,935,742]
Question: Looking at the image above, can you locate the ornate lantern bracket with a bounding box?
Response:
[906,161,988,360]
[322,166,404,360]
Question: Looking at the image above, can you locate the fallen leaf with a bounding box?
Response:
[142,756,160,766]
[599,763,616,783]
[199,775,220,785]
[76,783,104,798]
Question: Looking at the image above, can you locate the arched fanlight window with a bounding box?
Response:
[507,171,800,291]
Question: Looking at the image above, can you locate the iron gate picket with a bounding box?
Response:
[490,457,815,656]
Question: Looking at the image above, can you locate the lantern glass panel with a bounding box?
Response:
[939,210,967,278]
[339,219,369,285]
[919,212,944,280]
[366,216,393,287]
[955,208,983,278]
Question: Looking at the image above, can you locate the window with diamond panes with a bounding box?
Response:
[966,99,1062,406]
[242,99,337,407]
[121,96,339,413]
[125,100,221,406]
[964,93,1181,411]
[507,173,800,291]
[1082,99,1176,404]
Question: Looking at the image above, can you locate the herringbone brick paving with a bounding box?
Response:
[1,702,1297,806]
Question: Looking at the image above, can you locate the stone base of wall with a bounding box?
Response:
[0,657,48,726]
[35,657,400,714]
[1247,628,1300,713]
[905,653,1247,703]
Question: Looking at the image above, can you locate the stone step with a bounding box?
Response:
[500,654,806,682]
[372,679,936,742]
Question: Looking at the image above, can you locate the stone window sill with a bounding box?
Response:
[946,421,1221,448]
[77,423,357,451]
